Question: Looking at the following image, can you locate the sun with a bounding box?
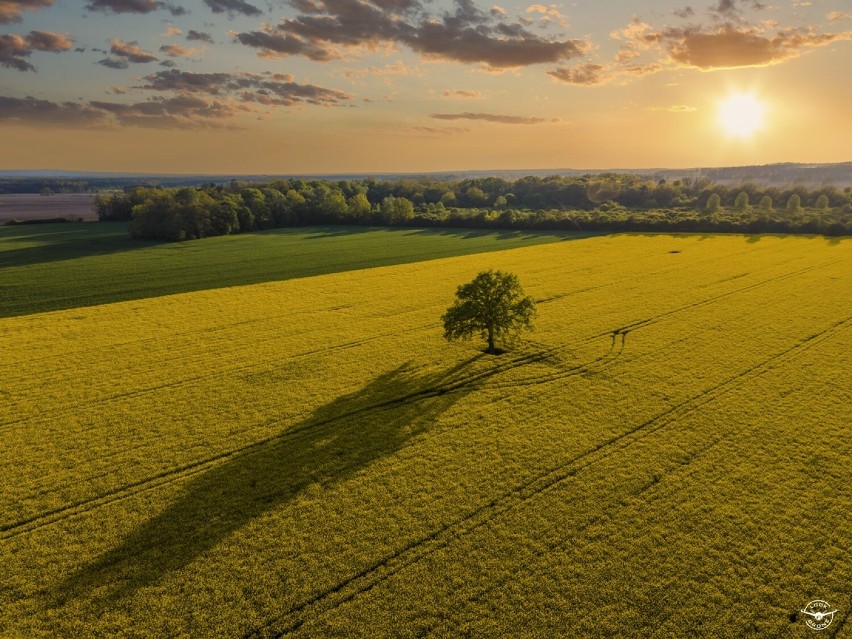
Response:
[717,93,766,138]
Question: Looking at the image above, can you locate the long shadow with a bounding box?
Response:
[0,224,590,319]
[0,222,156,269]
[56,358,479,605]
[297,225,590,242]
[396,227,587,242]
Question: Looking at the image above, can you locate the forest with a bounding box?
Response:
[92,174,852,240]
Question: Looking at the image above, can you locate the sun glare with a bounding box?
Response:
[718,93,766,138]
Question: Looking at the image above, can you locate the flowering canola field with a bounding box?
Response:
[1,234,849,638]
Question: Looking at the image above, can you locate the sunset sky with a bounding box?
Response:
[1,0,850,173]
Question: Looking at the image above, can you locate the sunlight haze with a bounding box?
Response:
[1,0,850,172]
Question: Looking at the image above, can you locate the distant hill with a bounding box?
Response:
[1,162,850,191]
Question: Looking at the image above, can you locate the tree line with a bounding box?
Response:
[94,175,852,240]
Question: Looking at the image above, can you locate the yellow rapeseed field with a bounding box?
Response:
[1,234,849,637]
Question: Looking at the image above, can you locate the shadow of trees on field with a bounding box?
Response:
[0,223,156,269]
[57,358,480,604]
[1,224,589,319]
[296,225,586,242]
[397,227,585,242]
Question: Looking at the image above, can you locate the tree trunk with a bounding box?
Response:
[487,325,495,354]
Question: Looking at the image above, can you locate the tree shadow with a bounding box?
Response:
[55,358,480,605]
[0,222,156,269]
[295,225,382,239]
[398,227,588,242]
[295,226,587,242]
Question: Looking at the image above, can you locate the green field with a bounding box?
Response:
[0,222,577,318]
[1,230,849,638]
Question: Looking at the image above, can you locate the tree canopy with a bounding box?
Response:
[442,270,536,355]
[90,174,852,240]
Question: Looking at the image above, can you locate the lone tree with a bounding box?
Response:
[442,270,536,355]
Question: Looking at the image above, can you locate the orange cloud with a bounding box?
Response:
[442,89,482,98]
[109,38,158,63]
[0,30,72,72]
[614,16,852,71]
[827,11,851,22]
[159,43,198,58]
[430,112,558,124]
[0,0,52,23]
[667,25,852,69]
[236,0,587,69]
[336,60,419,79]
[547,63,608,85]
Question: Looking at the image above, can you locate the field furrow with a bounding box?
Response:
[1,233,848,639]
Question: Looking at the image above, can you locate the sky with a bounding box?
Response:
[0,0,850,173]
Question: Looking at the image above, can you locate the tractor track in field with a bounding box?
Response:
[0,340,563,538]
[4,253,836,488]
[0,321,437,431]
[2,299,362,367]
[0,321,670,536]
[531,240,817,309]
[420,437,728,639]
[241,315,851,639]
[1,260,843,538]
[4,255,834,434]
[471,258,837,391]
[0,320,686,538]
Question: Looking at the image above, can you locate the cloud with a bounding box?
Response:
[430,111,557,124]
[621,62,662,77]
[526,3,568,27]
[98,57,129,68]
[336,60,419,79]
[614,14,852,71]
[0,0,52,23]
[0,30,73,72]
[203,0,262,16]
[664,25,852,69]
[137,68,233,92]
[20,29,72,51]
[611,18,660,65]
[159,43,198,57]
[187,29,215,43]
[135,69,354,107]
[0,93,245,129]
[88,95,239,128]
[527,4,559,16]
[109,39,158,63]
[235,27,335,62]
[0,95,108,124]
[162,26,182,37]
[711,0,738,18]
[827,12,851,22]
[410,125,469,135]
[442,89,482,98]
[490,5,505,15]
[234,0,588,69]
[708,0,768,20]
[86,0,184,15]
[377,124,470,136]
[547,63,607,85]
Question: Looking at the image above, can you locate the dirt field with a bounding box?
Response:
[0,193,98,222]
